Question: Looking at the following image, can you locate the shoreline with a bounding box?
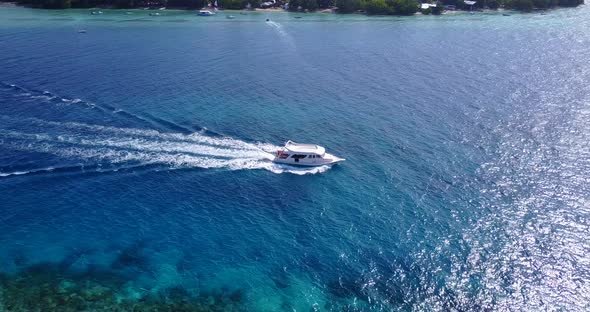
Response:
[0,1,574,16]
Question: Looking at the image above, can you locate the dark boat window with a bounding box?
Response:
[291,154,306,159]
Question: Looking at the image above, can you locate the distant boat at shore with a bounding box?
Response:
[90,11,103,15]
[198,10,215,16]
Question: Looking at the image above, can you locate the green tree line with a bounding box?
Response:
[288,0,581,14]
[288,0,431,14]
[3,0,583,13]
[7,0,264,9]
[437,0,582,11]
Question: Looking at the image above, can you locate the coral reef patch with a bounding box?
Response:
[0,263,245,312]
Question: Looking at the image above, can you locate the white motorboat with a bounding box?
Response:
[273,141,344,167]
[198,10,215,16]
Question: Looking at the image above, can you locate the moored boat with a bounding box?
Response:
[198,10,215,16]
[273,141,344,167]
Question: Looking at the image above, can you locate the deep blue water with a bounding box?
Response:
[1,6,590,310]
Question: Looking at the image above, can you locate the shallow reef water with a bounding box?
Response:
[0,264,245,311]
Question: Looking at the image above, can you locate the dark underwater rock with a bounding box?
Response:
[111,241,150,271]
[0,263,246,312]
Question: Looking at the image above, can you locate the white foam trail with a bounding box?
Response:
[30,94,56,101]
[266,20,286,36]
[0,171,30,177]
[259,162,333,175]
[265,20,295,47]
[3,84,96,109]
[26,118,264,151]
[1,121,333,176]
[0,167,55,177]
[58,98,83,104]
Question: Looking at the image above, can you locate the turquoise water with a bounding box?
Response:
[1,6,589,310]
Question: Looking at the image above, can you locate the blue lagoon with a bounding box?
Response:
[0,6,589,311]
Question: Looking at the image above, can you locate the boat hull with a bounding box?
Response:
[272,153,345,167]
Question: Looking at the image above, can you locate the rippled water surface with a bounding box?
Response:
[1,6,589,311]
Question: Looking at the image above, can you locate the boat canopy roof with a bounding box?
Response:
[284,140,325,155]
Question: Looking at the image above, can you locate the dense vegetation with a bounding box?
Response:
[292,0,420,14]
[1,0,584,14]
[333,0,582,14]
[1,0,266,9]
[436,0,583,11]
[216,0,261,9]
[1,0,192,9]
[502,0,584,11]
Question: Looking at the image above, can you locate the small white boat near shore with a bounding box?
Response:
[273,141,344,167]
[198,10,215,16]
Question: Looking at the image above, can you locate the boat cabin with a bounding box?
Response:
[273,140,344,167]
[277,141,326,163]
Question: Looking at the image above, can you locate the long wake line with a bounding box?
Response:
[0,83,332,177]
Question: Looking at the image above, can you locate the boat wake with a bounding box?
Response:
[0,116,332,177]
[0,81,199,134]
[266,20,286,36]
[0,82,334,177]
[265,20,295,47]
